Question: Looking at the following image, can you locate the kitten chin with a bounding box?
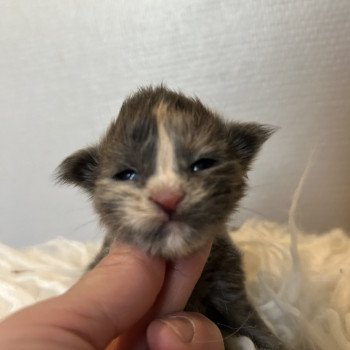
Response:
[124,221,224,259]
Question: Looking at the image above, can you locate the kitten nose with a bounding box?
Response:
[151,189,185,214]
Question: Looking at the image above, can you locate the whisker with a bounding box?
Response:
[192,338,228,344]
[222,311,255,340]
[238,206,268,218]
[73,218,99,231]
[248,182,275,190]
[215,322,237,331]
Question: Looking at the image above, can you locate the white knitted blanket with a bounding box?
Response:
[0,220,349,350]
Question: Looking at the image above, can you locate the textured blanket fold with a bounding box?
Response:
[0,220,349,350]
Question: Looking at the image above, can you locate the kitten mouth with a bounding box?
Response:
[154,210,182,230]
[159,212,195,236]
[153,204,180,222]
[152,205,190,233]
[163,211,185,225]
[155,205,179,221]
[165,211,177,221]
[159,215,176,229]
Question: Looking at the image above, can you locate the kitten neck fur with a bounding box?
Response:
[57,86,273,259]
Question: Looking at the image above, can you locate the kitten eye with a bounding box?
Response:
[113,169,138,181]
[190,158,217,173]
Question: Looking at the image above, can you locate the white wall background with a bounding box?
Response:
[0,0,349,247]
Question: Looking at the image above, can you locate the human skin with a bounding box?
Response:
[0,242,224,350]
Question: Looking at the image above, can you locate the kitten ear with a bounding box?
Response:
[56,146,99,191]
[226,122,276,170]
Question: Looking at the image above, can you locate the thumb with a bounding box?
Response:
[147,312,225,350]
[0,243,165,350]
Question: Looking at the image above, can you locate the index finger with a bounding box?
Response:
[154,241,212,316]
[114,241,212,349]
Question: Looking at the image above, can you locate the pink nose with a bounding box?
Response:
[151,189,185,214]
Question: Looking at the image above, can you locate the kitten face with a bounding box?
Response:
[57,86,273,258]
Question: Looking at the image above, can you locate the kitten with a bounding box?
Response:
[57,86,286,349]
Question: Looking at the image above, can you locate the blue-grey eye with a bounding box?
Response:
[190,158,217,172]
[113,169,138,181]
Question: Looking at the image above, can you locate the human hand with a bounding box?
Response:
[0,242,224,350]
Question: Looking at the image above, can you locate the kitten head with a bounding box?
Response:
[57,86,273,258]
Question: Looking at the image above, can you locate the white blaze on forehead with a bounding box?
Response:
[148,102,181,190]
[157,119,175,174]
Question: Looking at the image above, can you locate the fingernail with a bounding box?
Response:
[160,315,195,343]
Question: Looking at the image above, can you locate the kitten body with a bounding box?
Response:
[57,86,285,349]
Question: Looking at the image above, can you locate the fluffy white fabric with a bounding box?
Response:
[0,220,349,350]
